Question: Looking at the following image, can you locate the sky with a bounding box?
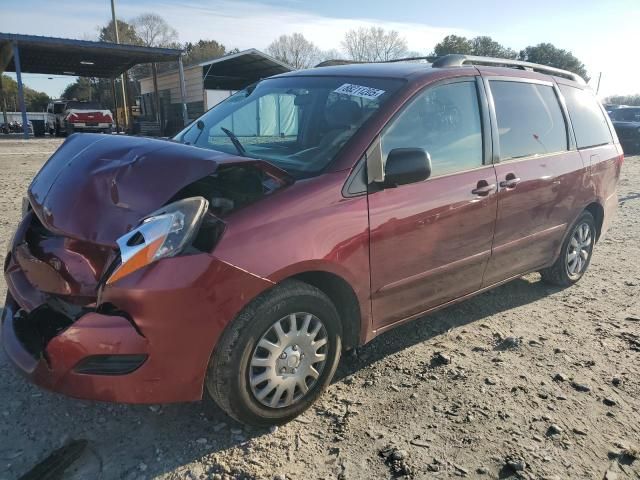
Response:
[1,0,638,99]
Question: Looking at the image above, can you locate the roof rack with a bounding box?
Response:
[431,54,585,84]
[382,56,437,64]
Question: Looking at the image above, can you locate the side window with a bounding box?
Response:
[381,80,483,177]
[490,81,568,160]
[560,85,613,149]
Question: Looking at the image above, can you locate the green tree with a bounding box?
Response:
[0,74,50,111]
[433,35,516,58]
[183,39,228,66]
[98,19,142,45]
[471,36,517,59]
[61,77,96,101]
[433,35,473,56]
[518,43,588,80]
[604,94,640,106]
[24,91,50,111]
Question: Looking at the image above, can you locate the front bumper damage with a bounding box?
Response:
[2,212,274,404]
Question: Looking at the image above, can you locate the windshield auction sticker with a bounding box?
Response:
[333,84,385,100]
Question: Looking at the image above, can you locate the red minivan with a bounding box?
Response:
[3,55,622,426]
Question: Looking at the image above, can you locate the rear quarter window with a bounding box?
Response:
[559,85,613,149]
[490,80,568,160]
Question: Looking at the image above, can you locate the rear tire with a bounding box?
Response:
[540,211,596,286]
[205,279,342,427]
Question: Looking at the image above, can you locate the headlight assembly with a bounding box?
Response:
[106,197,209,285]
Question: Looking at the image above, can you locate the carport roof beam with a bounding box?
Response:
[0,33,183,78]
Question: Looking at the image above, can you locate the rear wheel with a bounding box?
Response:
[205,279,342,426]
[540,211,596,286]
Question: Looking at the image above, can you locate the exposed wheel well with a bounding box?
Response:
[585,202,604,241]
[290,271,361,350]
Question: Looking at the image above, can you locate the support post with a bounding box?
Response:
[12,42,29,138]
[111,78,120,133]
[178,55,188,126]
[152,62,160,123]
[122,69,130,131]
[111,0,129,131]
[0,76,8,126]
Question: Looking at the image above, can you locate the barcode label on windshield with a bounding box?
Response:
[333,83,385,100]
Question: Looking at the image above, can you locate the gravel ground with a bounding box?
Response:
[0,138,638,480]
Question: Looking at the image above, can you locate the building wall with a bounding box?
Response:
[140,66,204,104]
[206,90,234,109]
[3,112,48,122]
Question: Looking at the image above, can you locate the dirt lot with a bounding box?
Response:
[0,138,638,480]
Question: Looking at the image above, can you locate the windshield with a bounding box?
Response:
[175,76,404,178]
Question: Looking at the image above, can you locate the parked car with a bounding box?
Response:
[608,106,640,153]
[46,100,113,136]
[604,103,625,114]
[3,55,622,426]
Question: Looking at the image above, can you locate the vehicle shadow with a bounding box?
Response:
[9,275,562,480]
[334,275,563,382]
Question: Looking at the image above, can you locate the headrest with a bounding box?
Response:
[325,99,362,129]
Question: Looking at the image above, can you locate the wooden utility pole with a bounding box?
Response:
[111,0,129,130]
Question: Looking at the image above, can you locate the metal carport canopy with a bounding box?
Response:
[0,32,182,78]
[200,49,292,90]
[0,32,186,137]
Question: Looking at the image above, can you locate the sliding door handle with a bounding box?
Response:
[499,176,521,189]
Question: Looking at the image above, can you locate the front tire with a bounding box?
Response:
[205,279,342,426]
[540,211,596,286]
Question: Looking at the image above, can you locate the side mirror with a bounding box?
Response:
[382,148,432,187]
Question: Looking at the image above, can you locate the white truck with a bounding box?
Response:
[46,100,114,136]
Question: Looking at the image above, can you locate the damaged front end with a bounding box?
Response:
[3,134,288,402]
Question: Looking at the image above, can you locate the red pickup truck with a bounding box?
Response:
[46,100,113,136]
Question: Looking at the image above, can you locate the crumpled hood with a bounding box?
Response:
[28,134,288,246]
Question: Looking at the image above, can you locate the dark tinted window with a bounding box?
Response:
[490,81,568,160]
[611,108,640,122]
[559,85,613,149]
[381,81,483,177]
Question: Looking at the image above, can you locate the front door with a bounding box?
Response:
[481,77,584,285]
[368,78,498,330]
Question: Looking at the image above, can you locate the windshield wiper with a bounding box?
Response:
[220,127,247,157]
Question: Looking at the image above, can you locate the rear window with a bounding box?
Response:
[490,81,568,160]
[66,101,102,110]
[559,85,613,149]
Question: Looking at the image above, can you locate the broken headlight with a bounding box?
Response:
[106,197,209,285]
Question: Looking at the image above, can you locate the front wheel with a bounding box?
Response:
[205,280,342,426]
[540,211,596,286]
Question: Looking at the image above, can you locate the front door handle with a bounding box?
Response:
[499,173,521,189]
[471,181,496,196]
